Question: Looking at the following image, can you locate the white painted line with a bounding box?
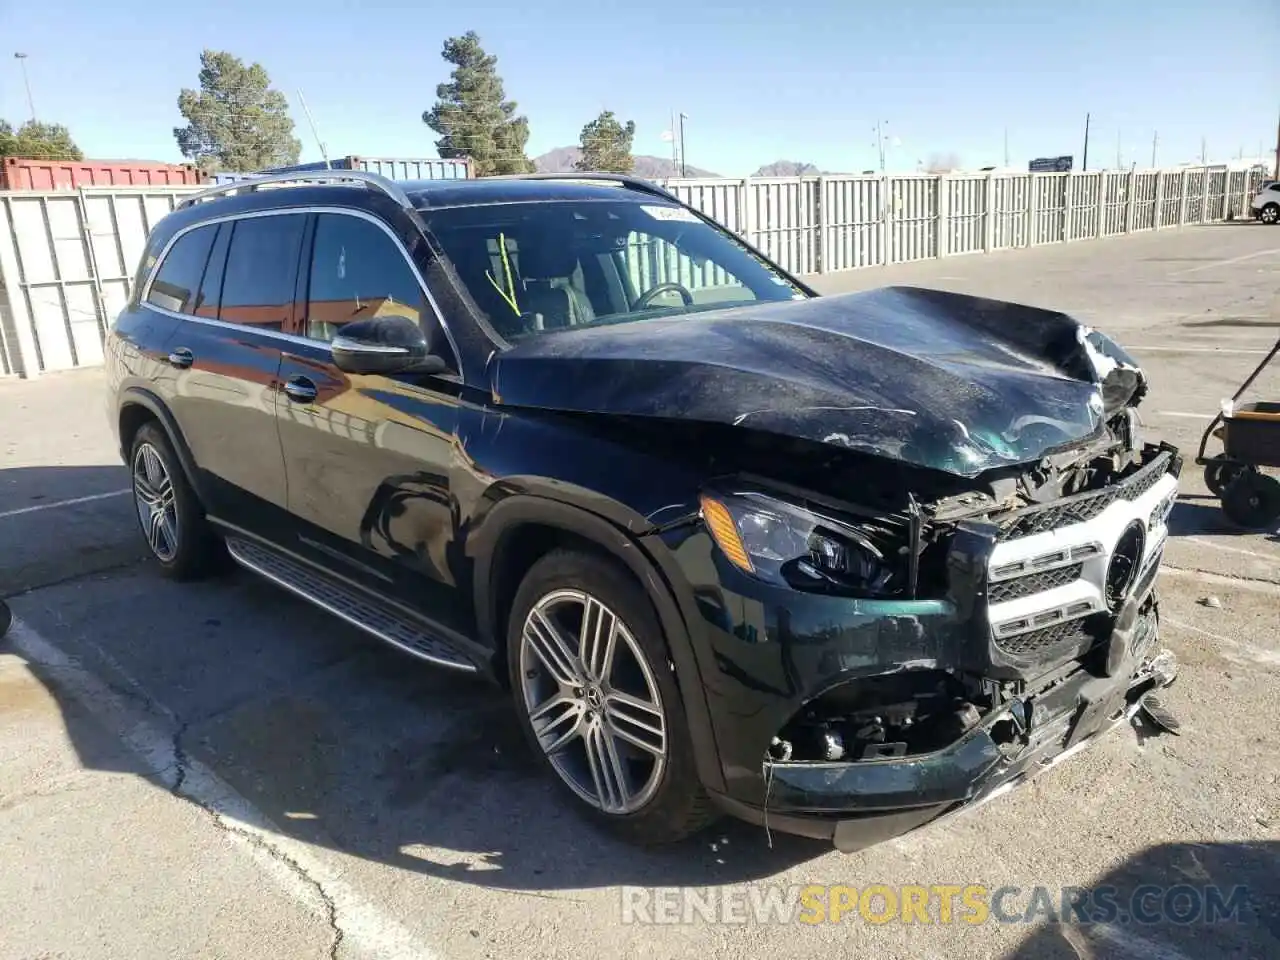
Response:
[1127,346,1273,355]
[0,488,131,520]
[1168,247,1280,276]
[1160,566,1280,596]
[5,617,441,960]
[1155,411,1214,420]
[1183,535,1280,564]
[1164,616,1280,667]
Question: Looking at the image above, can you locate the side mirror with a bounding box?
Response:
[330,315,445,375]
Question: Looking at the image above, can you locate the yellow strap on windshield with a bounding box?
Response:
[485,232,520,315]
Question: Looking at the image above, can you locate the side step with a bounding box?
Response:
[224,536,477,673]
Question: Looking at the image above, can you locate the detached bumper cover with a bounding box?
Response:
[714,642,1173,852]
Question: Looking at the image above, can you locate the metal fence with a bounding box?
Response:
[0,166,1268,378]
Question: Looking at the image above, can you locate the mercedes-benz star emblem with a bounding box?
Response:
[1105,521,1146,612]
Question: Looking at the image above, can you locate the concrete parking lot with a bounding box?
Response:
[2,223,1278,960]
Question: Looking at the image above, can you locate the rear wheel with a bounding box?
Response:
[506,548,715,845]
[129,422,224,580]
[1221,471,1280,529]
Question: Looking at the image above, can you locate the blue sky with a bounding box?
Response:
[2,0,1277,176]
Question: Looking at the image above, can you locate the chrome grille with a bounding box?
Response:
[988,563,1084,603]
[995,618,1098,658]
[1002,452,1173,541]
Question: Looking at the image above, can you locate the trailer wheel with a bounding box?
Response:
[1221,472,1280,529]
[1204,455,1248,498]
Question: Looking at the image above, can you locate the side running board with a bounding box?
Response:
[224,536,477,673]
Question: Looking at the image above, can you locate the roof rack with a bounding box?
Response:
[482,171,680,203]
[177,169,415,211]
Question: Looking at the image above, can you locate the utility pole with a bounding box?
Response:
[1082,113,1090,171]
[1151,131,1158,168]
[1115,130,1121,170]
[1003,127,1009,167]
[13,52,36,122]
[872,120,889,173]
[1273,106,1280,180]
[670,109,678,169]
[678,112,688,177]
[1200,136,1207,165]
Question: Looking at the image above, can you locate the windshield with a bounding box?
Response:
[423,198,809,342]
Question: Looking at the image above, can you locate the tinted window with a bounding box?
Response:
[145,225,217,314]
[194,223,231,319]
[219,214,306,330]
[306,214,424,341]
[424,199,806,342]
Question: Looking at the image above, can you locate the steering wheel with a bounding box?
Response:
[634,281,695,309]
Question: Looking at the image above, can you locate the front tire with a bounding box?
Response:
[506,548,715,845]
[129,422,223,580]
[1260,203,1280,225]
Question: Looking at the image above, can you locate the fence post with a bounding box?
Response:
[1178,173,1188,226]
[1153,172,1165,228]
[814,176,827,274]
[881,175,893,266]
[1221,173,1230,221]
[1027,174,1038,246]
[1124,169,1136,233]
[739,179,754,245]
[1200,166,1210,223]
[937,175,950,258]
[1094,172,1106,239]
[0,195,42,378]
[983,173,996,252]
[76,188,111,347]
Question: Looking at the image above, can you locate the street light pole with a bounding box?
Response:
[678,112,688,177]
[13,52,36,122]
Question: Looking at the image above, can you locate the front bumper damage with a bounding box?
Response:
[681,442,1183,850]
[714,644,1177,852]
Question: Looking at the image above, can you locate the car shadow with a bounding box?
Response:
[3,464,828,892]
[1167,499,1238,537]
[1004,840,1280,958]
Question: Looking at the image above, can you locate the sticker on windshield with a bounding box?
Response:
[641,204,700,223]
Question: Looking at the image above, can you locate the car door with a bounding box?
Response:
[152,212,305,528]
[274,209,472,635]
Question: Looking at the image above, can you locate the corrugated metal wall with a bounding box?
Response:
[659,166,1264,285]
[0,166,1268,377]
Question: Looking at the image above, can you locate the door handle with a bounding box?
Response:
[283,376,318,404]
[167,347,194,369]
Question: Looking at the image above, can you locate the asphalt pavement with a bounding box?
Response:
[1,221,1278,960]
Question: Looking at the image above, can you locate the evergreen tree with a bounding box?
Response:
[423,32,533,176]
[575,111,636,174]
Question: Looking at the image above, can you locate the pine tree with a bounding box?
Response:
[173,50,301,173]
[423,32,533,177]
[575,111,636,174]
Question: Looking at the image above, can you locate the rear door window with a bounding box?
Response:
[219,214,307,331]
[145,225,218,315]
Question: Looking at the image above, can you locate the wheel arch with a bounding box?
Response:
[470,493,725,793]
[117,388,206,502]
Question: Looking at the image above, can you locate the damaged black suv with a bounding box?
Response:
[105,170,1180,850]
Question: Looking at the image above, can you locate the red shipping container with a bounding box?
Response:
[1,157,207,191]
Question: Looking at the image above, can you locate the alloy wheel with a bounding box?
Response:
[1262,205,1279,224]
[518,589,667,815]
[132,442,179,561]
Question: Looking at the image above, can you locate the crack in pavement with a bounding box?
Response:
[168,710,345,959]
[6,617,440,960]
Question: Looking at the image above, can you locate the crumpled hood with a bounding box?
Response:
[489,285,1145,478]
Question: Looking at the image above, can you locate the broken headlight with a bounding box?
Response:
[700,490,903,596]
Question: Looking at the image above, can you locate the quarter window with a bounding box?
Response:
[305,213,425,341]
[145,225,217,315]
[219,214,307,330]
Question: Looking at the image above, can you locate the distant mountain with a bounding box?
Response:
[533,146,720,180]
[752,160,824,177]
